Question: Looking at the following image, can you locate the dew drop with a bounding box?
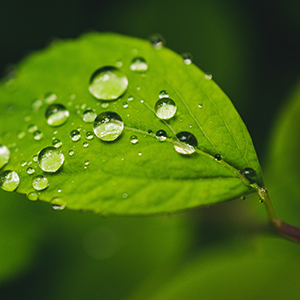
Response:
[89,66,128,101]
[38,147,64,173]
[32,175,49,191]
[156,130,167,141]
[130,57,148,72]
[52,138,62,148]
[68,150,74,156]
[32,155,38,162]
[27,192,38,201]
[149,34,165,49]
[82,109,97,123]
[85,131,94,140]
[158,90,169,99]
[21,161,27,167]
[17,131,25,139]
[214,154,222,161]
[240,168,257,184]
[32,99,43,110]
[83,142,89,148]
[148,129,153,134]
[0,170,20,191]
[28,124,38,133]
[0,145,10,169]
[155,98,177,120]
[130,135,138,144]
[101,102,109,108]
[204,73,213,80]
[240,196,246,200]
[51,198,66,211]
[70,130,81,142]
[173,132,198,155]
[123,101,129,109]
[93,111,124,142]
[44,93,57,104]
[122,193,128,199]
[127,96,134,101]
[33,130,43,141]
[198,103,203,108]
[45,104,69,127]
[182,53,193,65]
[26,167,35,175]
[85,160,89,166]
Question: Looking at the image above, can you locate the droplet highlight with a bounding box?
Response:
[0,170,20,191]
[45,104,69,127]
[32,175,49,191]
[155,98,177,120]
[38,147,64,173]
[173,132,198,155]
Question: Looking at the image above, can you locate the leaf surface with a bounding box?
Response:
[0,33,262,214]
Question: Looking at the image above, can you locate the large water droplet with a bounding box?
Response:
[130,57,148,72]
[0,145,10,169]
[70,130,81,142]
[82,109,97,123]
[173,132,198,155]
[130,135,138,144]
[240,168,257,184]
[155,98,177,120]
[149,34,165,49]
[0,170,20,191]
[45,104,69,127]
[32,175,49,191]
[93,111,124,142]
[156,130,167,141]
[51,198,66,210]
[38,147,64,173]
[89,66,128,101]
[182,53,193,65]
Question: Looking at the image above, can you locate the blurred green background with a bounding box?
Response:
[1,0,300,299]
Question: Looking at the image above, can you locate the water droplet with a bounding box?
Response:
[0,170,20,191]
[28,124,38,133]
[32,175,49,191]
[38,147,64,173]
[17,131,25,139]
[44,93,57,104]
[21,161,27,167]
[85,131,94,140]
[130,57,148,72]
[52,138,62,148]
[26,167,35,175]
[138,152,142,156]
[123,101,129,109]
[51,198,66,210]
[148,129,153,134]
[240,168,257,184]
[214,154,222,161]
[27,192,38,201]
[198,103,203,108]
[173,132,198,155]
[204,73,213,80]
[93,111,124,142]
[149,34,165,49]
[101,102,109,108]
[33,155,38,162]
[68,150,74,156]
[57,189,62,193]
[89,66,128,101]
[116,61,123,67]
[130,135,138,144]
[82,109,97,123]
[83,142,89,148]
[182,53,193,65]
[45,104,69,127]
[158,90,169,98]
[156,130,167,141]
[32,99,43,110]
[122,193,128,198]
[127,96,134,101]
[240,196,246,200]
[0,145,10,169]
[155,98,177,120]
[33,130,43,141]
[70,130,81,142]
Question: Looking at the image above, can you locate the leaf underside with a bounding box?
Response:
[0,33,263,215]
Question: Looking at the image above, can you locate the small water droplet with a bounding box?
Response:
[28,124,38,133]
[138,152,142,156]
[68,150,74,156]
[123,101,129,109]
[33,155,38,162]
[89,66,128,101]
[26,167,35,175]
[44,93,57,104]
[240,168,257,184]
[45,104,69,127]
[52,138,62,148]
[38,147,64,173]
[82,109,97,123]
[33,130,43,141]
[69,94,76,100]
[173,132,198,155]
[130,57,148,72]
[0,145,10,169]
[182,53,193,65]
[85,131,94,140]
[240,196,246,200]
[158,90,169,98]
[21,160,27,167]
[27,192,38,201]
[93,111,124,142]
[70,130,81,142]
[214,154,222,161]
[204,73,213,80]
[101,102,109,108]
[156,130,167,141]
[83,142,89,148]
[0,170,20,191]
[57,189,62,193]
[32,99,43,110]
[127,96,134,101]
[122,193,128,198]
[116,61,123,67]
[32,175,49,191]
[155,98,177,120]
[17,131,25,139]
[51,198,66,210]
[137,86,141,91]
[149,34,165,49]
[148,129,153,134]
[130,135,138,144]
[198,103,203,108]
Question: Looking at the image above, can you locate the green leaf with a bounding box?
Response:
[0,33,263,215]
